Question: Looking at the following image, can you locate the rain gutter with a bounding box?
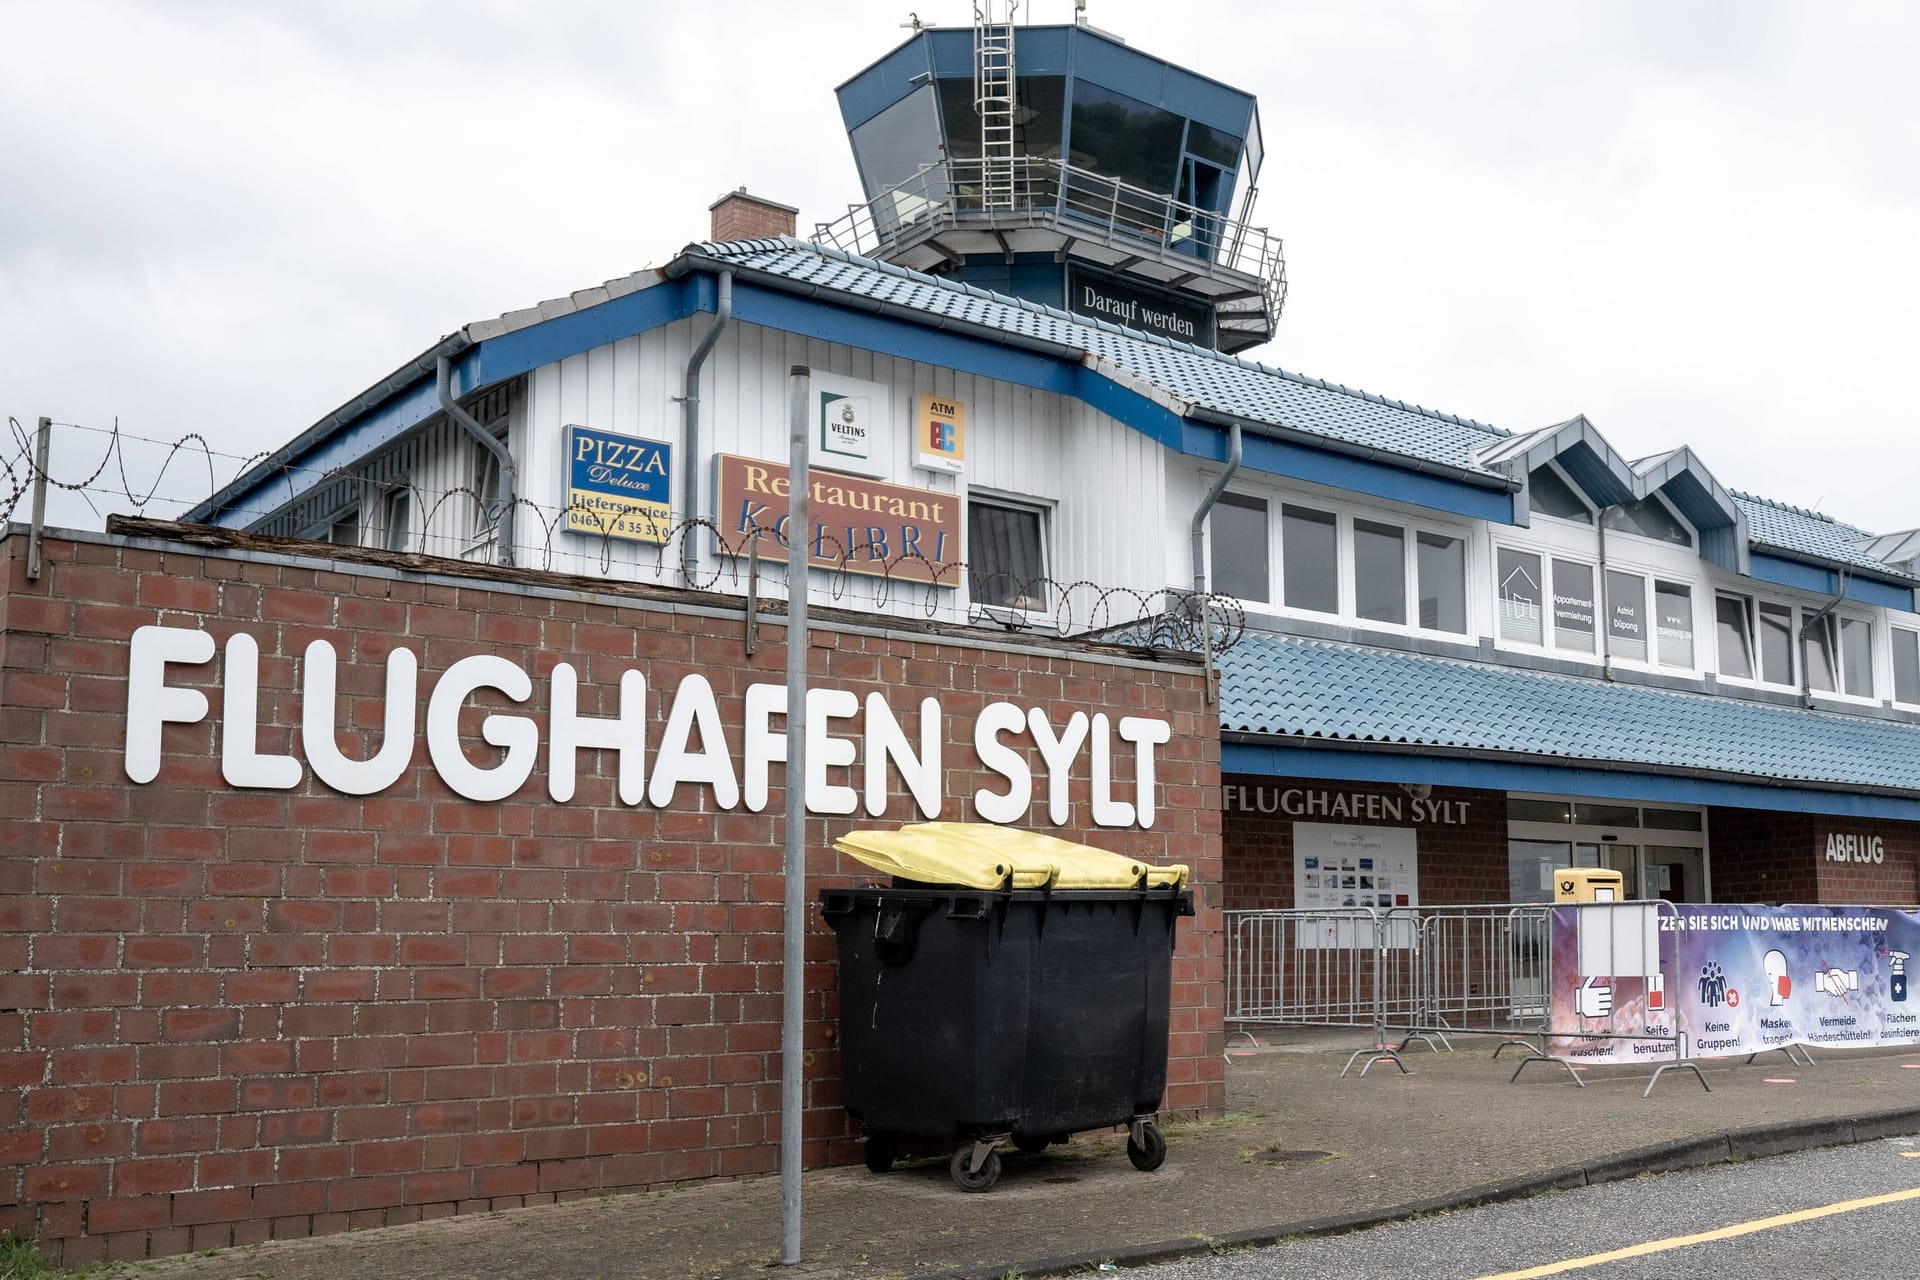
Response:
[679,271,733,585]
[437,353,516,567]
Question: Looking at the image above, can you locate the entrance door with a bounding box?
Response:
[1643,845,1707,903]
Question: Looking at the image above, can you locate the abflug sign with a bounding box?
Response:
[124,626,1173,829]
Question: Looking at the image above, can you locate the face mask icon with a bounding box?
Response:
[1764,950,1791,1005]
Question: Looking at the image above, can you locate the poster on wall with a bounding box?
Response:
[1293,823,1419,948]
[563,426,673,544]
[810,371,891,478]
[915,394,966,474]
[1547,904,1920,1064]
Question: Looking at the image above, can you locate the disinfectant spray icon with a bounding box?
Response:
[1892,951,1909,1003]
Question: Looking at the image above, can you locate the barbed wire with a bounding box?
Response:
[8,418,1246,652]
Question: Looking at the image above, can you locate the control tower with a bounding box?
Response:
[814,7,1284,353]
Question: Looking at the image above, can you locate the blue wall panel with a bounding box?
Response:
[1222,742,1920,822]
[1176,423,1516,524]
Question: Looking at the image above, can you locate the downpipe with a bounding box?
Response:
[680,270,734,586]
[437,354,515,567]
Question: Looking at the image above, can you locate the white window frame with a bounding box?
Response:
[1207,489,1271,605]
[965,489,1052,616]
[1800,607,1878,703]
[1208,484,1478,640]
[1891,620,1920,709]
[381,485,413,554]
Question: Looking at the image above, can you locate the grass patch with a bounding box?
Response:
[0,1239,54,1280]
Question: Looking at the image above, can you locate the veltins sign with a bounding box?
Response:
[715,453,959,585]
[810,371,890,478]
[123,626,1171,828]
[564,425,672,544]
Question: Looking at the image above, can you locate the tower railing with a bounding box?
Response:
[811,155,1287,338]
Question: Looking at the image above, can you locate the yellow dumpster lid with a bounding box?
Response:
[833,822,1189,891]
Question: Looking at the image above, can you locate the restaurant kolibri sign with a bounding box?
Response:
[715,452,960,585]
[123,626,1171,828]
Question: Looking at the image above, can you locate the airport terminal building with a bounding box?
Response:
[7,11,1920,1265]
[188,20,1920,913]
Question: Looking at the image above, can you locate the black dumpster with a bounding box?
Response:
[820,823,1192,1192]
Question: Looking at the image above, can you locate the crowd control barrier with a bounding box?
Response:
[1228,900,1710,1095]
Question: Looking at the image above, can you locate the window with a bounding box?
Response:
[1758,601,1795,686]
[382,487,412,553]
[968,498,1048,612]
[1551,560,1596,652]
[1067,83,1184,194]
[1653,580,1694,668]
[1604,495,1693,547]
[1840,617,1874,698]
[1605,570,1648,662]
[1496,548,1544,645]
[324,509,359,547]
[1352,519,1405,623]
[469,440,504,557]
[1803,612,1837,694]
[1416,532,1467,633]
[1895,627,1920,705]
[1281,504,1337,614]
[1528,465,1591,523]
[1716,593,1755,680]
[1209,492,1269,603]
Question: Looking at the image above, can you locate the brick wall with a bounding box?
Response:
[1221,778,1508,912]
[1710,807,1920,905]
[0,527,1222,1265]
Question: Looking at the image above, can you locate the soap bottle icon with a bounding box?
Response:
[1891,951,1909,1003]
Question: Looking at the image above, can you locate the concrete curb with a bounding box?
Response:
[944,1105,1920,1279]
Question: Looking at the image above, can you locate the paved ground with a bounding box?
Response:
[86,1034,1920,1280]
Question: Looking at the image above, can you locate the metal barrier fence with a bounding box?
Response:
[1226,902,1702,1094]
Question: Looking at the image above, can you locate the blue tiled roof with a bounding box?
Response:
[692,238,1510,471]
[1219,633,1920,795]
[692,239,1911,584]
[1734,492,1915,582]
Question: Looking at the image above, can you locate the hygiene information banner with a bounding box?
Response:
[1548,904,1920,1065]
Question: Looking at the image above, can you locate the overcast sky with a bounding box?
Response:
[4,0,1915,536]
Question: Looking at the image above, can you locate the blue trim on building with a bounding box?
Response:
[1176,423,1516,524]
[1221,742,1920,823]
[1749,551,1834,595]
[207,279,702,528]
[1844,575,1917,611]
[726,282,1075,394]
[1746,550,1916,610]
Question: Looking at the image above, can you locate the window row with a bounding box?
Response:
[1210,495,1468,633]
[1719,592,1920,704]
[1495,548,1695,668]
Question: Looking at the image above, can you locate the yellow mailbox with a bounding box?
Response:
[1553,868,1625,903]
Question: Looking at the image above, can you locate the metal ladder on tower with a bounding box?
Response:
[974,1,1019,210]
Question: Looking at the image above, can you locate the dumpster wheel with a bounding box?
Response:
[949,1142,1002,1192]
[1127,1120,1167,1172]
[863,1132,897,1174]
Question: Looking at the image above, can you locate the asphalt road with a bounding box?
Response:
[1138,1136,1920,1280]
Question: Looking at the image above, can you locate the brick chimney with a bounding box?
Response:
[709,188,799,242]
